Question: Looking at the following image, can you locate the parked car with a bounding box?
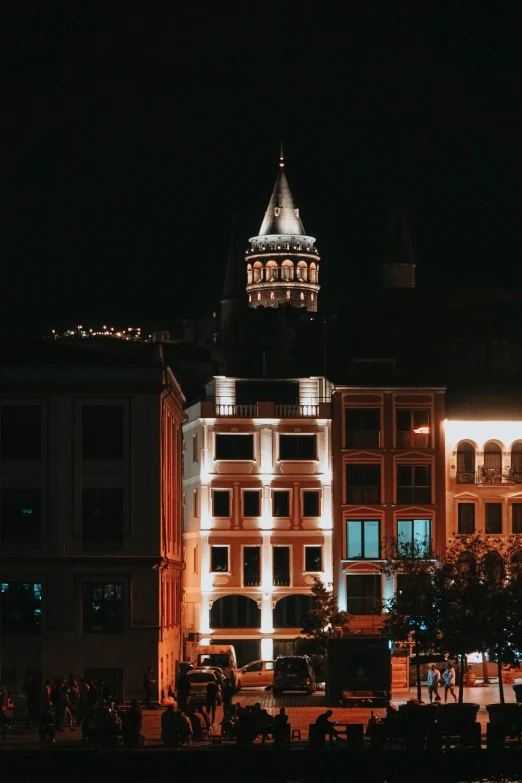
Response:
[273,656,316,696]
[186,669,220,705]
[192,666,226,689]
[238,660,275,688]
[195,644,240,688]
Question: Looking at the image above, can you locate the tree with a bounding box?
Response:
[482,535,522,704]
[434,535,512,704]
[295,577,349,672]
[380,536,440,701]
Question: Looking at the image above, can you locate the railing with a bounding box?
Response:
[396,432,430,448]
[345,488,381,504]
[275,404,321,418]
[243,574,261,587]
[347,597,381,615]
[214,403,258,417]
[346,431,380,448]
[273,574,291,587]
[456,471,476,484]
[478,467,514,484]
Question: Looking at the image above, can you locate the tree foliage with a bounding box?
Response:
[297,576,349,659]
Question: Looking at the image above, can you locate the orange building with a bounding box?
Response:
[332,386,446,632]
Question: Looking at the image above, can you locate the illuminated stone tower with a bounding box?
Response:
[246,148,320,312]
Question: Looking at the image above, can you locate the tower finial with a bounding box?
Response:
[279,140,284,169]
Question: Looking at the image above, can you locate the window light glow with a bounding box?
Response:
[444,420,522,450]
[200,637,211,646]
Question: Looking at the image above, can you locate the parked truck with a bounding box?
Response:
[326,636,391,707]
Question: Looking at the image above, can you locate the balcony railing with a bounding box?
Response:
[214,403,259,417]
[273,573,291,587]
[457,467,522,484]
[243,574,261,587]
[199,397,331,418]
[346,597,381,615]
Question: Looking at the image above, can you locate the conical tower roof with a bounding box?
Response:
[258,148,306,236]
[221,219,244,301]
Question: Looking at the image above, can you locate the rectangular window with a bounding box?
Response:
[345,575,381,615]
[192,433,199,463]
[397,519,431,556]
[279,434,317,460]
[82,583,124,633]
[213,490,230,517]
[396,409,430,448]
[273,490,290,517]
[345,464,381,504]
[346,520,380,559]
[243,546,261,586]
[1,488,41,546]
[1,406,41,461]
[0,582,42,634]
[458,503,475,534]
[273,546,291,586]
[485,503,502,534]
[345,409,380,448]
[513,503,522,534]
[82,405,124,460]
[215,434,254,460]
[211,546,228,573]
[193,489,199,519]
[302,490,320,517]
[193,545,198,574]
[396,465,431,504]
[243,490,260,517]
[82,488,124,546]
[304,545,322,572]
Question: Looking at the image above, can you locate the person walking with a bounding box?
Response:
[427,664,441,703]
[222,677,234,713]
[442,663,457,703]
[143,667,156,708]
[177,672,191,712]
[205,678,219,725]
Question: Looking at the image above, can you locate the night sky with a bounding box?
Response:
[6,4,521,334]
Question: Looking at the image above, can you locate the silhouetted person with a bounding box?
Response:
[123,699,142,748]
[205,678,219,724]
[143,667,156,708]
[315,709,339,743]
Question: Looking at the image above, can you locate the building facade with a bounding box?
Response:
[0,345,185,701]
[245,149,321,312]
[332,386,447,634]
[445,417,522,542]
[182,376,333,667]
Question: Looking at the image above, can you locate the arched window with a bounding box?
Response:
[273,595,313,628]
[281,260,294,281]
[246,264,253,285]
[456,442,475,484]
[511,441,522,481]
[266,260,278,281]
[483,442,502,483]
[296,260,308,282]
[210,595,260,629]
[309,262,317,283]
[286,290,291,300]
[253,262,263,283]
[300,292,304,301]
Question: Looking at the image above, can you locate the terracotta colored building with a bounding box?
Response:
[0,339,185,701]
[332,386,447,636]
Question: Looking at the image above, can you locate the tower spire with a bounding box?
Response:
[382,186,416,289]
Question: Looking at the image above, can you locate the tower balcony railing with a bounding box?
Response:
[199,398,331,419]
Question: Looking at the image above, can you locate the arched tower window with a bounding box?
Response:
[253,262,263,283]
[483,442,502,483]
[281,260,294,281]
[297,260,308,282]
[456,442,475,484]
[511,441,522,481]
[265,260,278,281]
[309,262,317,283]
[246,264,253,285]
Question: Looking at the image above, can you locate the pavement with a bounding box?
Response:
[1,679,520,748]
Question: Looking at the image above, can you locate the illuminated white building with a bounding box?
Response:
[445,418,522,540]
[182,376,333,666]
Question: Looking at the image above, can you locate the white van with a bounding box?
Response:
[195,644,240,688]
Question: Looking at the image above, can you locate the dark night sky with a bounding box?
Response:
[5,3,521,334]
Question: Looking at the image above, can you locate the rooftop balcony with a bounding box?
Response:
[199,398,331,419]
